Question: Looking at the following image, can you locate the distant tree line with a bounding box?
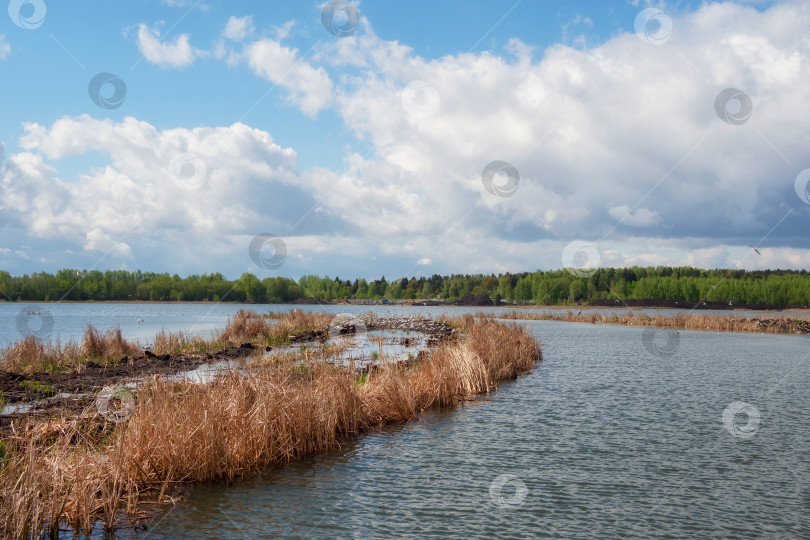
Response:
[1,267,809,307]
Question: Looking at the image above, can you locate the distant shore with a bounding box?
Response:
[0,299,810,313]
[2,298,807,312]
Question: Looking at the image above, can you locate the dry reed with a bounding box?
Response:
[0,310,333,376]
[0,336,81,375]
[152,330,207,356]
[80,326,138,360]
[218,309,334,346]
[0,316,541,538]
[0,326,138,376]
[496,310,810,334]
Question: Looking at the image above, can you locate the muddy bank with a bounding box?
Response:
[1,315,456,414]
[0,343,258,405]
[289,314,457,343]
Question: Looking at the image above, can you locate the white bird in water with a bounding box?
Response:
[137,318,144,323]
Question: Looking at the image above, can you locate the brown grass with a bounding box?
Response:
[496,310,810,334]
[218,309,335,346]
[152,330,207,356]
[0,326,139,375]
[0,316,541,537]
[0,309,333,376]
[80,326,138,360]
[0,336,81,374]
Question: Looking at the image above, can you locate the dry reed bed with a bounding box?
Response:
[497,310,810,334]
[218,309,334,346]
[0,315,540,538]
[0,310,334,377]
[0,327,139,375]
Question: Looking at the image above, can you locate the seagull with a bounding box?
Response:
[749,246,761,256]
[137,318,144,323]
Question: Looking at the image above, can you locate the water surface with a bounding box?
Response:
[130,319,809,538]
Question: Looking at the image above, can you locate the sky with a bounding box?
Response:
[1,0,809,281]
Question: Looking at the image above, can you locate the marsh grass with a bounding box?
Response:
[152,330,208,356]
[0,310,334,376]
[218,309,334,346]
[497,310,810,334]
[80,326,138,361]
[0,336,81,374]
[0,316,541,537]
[0,326,139,376]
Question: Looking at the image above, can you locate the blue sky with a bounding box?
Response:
[1,0,807,280]
[0,0,670,171]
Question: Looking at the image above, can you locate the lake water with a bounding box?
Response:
[1,303,808,538]
[0,301,801,349]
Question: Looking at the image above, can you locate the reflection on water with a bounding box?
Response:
[126,321,809,538]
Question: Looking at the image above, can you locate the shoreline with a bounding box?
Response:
[2,299,807,313]
[0,311,541,537]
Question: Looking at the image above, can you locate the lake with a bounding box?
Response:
[0,301,797,349]
[2,303,808,538]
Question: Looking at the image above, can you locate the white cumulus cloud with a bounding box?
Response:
[136,24,197,68]
[246,39,334,117]
[223,15,254,41]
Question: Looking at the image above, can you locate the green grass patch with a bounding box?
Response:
[19,380,55,396]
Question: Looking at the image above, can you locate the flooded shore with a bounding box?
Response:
[0,311,540,537]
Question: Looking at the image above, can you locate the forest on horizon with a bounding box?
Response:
[2,267,810,308]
